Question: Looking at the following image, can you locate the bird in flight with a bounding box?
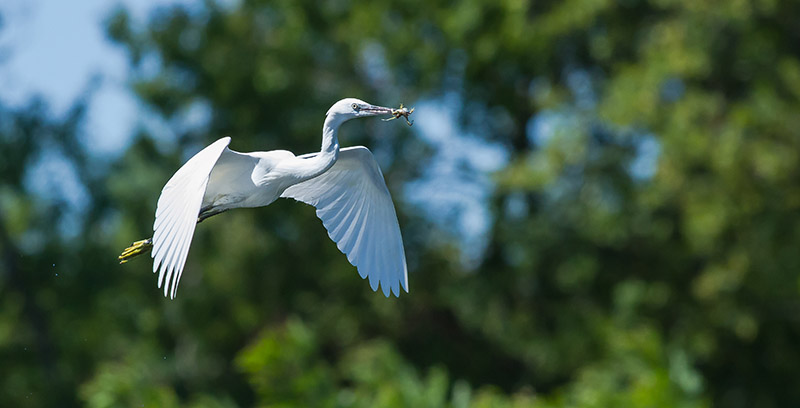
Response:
[119,98,413,298]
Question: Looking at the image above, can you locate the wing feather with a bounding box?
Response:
[281,146,408,296]
[151,137,232,298]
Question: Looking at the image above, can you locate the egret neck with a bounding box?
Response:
[284,113,343,182]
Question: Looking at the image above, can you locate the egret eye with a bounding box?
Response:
[351,103,360,111]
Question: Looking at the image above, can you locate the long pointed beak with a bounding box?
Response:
[361,105,393,116]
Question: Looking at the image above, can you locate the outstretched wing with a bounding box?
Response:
[152,137,231,299]
[281,146,408,297]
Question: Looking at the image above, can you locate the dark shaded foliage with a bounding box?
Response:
[2,0,800,406]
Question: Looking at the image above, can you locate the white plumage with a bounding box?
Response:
[282,147,408,296]
[145,98,409,298]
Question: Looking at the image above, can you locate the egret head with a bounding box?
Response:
[326,98,393,123]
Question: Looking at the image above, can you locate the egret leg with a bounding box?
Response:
[120,208,226,264]
[119,238,153,264]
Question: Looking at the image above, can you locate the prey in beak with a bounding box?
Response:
[383,103,414,126]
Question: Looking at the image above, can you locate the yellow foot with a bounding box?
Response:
[119,238,153,264]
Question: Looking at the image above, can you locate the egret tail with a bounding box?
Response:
[119,238,153,264]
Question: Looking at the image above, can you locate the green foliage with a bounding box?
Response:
[2,0,799,406]
[235,317,538,408]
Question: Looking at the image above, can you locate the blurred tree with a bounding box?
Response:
[3,0,800,406]
[0,98,143,406]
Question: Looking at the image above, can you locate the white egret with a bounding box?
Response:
[120,98,412,298]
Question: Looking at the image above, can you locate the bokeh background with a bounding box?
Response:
[2,0,800,406]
